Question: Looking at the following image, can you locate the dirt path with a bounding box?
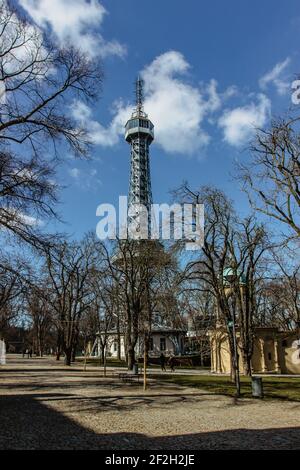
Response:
[1,354,300,449]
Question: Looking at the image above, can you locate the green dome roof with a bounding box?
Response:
[223,267,246,285]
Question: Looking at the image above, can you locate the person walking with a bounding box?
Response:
[159,353,166,372]
[169,355,176,372]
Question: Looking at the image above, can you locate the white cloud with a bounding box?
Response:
[0,1,51,102]
[259,58,291,95]
[20,213,42,227]
[18,0,126,58]
[218,94,271,147]
[71,51,230,155]
[69,167,81,178]
[68,166,102,189]
[71,99,129,147]
[141,52,221,153]
[3,208,42,227]
[0,82,6,103]
[72,51,271,154]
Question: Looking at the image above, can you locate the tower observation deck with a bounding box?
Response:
[125,78,154,237]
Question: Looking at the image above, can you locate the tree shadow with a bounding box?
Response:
[1,394,300,449]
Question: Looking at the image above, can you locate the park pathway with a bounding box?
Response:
[0,354,300,449]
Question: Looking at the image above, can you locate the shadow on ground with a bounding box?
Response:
[0,394,300,450]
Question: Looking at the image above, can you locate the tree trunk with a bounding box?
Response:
[228,331,237,383]
[101,344,105,365]
[56,331,62,360]
[72,331,79,362]
[64,347,72,366]
[71,347,76,362]
[116,315,121,361]
[127,345,135,370]
[103,349,107,378]
[242,353,252,376]
[37,329,43,357]
[143,333,150,390]
[200,341,203,367]
[230,355,235,382]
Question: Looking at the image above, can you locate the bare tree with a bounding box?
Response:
[257,279,296,330]
[273,248,300,325]
[238,119,300,240]
[181,289,215,364]
[141,243,179,370]
[227,218,269,375]
[0,260,23,331]
[41,236,102,365]
[0,3,102,155]
[257,247,300,330]
[176,184,269,381]
[26,284,53,356]
[0,151,58,249]
[102,239,177,370]
[175,184,239,381]
[88,268,116,372]
[0,3,103,248]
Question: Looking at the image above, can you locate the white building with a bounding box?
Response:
[91,315,186,359]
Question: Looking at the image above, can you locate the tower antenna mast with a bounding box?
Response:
[135,76,144,116]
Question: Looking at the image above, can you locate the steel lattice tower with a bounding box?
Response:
[125,78,154,238]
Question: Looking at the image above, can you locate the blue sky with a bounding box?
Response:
[15,0,300,239]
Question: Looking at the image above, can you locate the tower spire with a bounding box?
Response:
[134,76,146,117]
[135,76,144,114]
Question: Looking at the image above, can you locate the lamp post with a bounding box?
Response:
[143,319,150,391]
[223,267,241,398]
[296,320,300,357]
[227,309,240,397]
[296,320,300,339]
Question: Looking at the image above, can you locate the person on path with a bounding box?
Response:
[169,356,176,372]
[159,353,166,371]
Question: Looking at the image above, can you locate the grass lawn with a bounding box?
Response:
[75,358,167,370]
[75,357,300,401]
[76,358,178,369]
[154,374,300,402]
[76,357,211,370]
[76,357,127,368]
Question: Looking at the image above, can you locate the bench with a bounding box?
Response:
[118,372,142,383]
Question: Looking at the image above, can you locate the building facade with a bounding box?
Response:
[91,327,186,360]
[210,326,300,374]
